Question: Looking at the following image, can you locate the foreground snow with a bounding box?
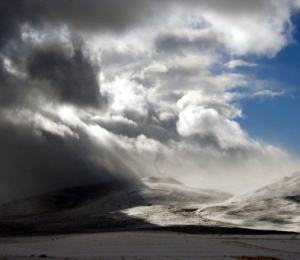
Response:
[1,232,300,259]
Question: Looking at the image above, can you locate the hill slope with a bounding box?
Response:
[200,173,300,232]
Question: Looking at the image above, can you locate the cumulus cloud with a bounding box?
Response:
[177,105,247,149]
[0,0,299,202]
[101,77,148,118]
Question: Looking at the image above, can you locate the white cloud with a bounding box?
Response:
[177,91,241,118]
[3,108,77,138]
[251,89,286,98]
[196,0,294,56]
[225,59,257,69]
[177,105,248,149]
[101,77,148,118]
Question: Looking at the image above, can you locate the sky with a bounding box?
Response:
[238,14,300,155]
[0,0,300,202]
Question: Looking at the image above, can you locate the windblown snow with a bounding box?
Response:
[0,173,299,234]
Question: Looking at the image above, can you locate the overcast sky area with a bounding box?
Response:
[1,0,300,202]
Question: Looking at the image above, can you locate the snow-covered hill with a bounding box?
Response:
[0,176,232,231]
[200,172,300,232]
[1,174,299,234]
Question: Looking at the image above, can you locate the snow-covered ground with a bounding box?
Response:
[0,173,299,236]
[1,232,300,259]
[1,174,300,259]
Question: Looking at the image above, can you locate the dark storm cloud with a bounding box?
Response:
[22,0,152,32]
[95,112,178,142]
[0,0,160,48]
[0,57,26,108]
[0,41,104,109]
[27,44,102,107]
[0,0,278,54]
[0,0,157,109]
[0,118,140,203]
[0,35,138,203]
[0,0,22,49]
[0,0,279,38]
[182,0,273,15]
[0,0,155,202]
[155,33,222,54]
